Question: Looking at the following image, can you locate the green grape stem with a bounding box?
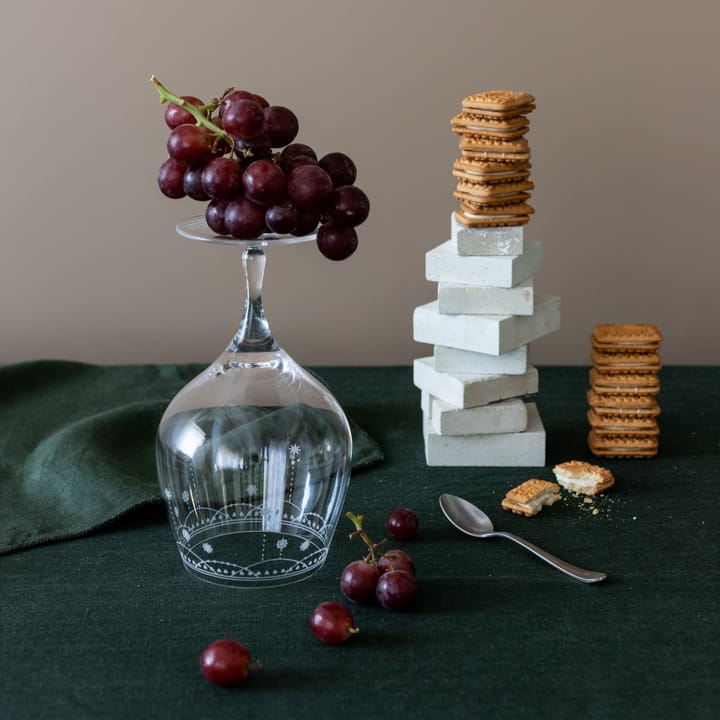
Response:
[345,511,386,564]
[150,75,233,150]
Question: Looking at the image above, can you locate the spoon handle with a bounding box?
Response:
[492,531,607,583]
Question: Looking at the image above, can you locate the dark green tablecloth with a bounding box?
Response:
[2,366,718,719]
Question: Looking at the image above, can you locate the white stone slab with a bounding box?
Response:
[434,345,529,375]
[451,212,524,256]
[413,294,561,355]
[424,391,529,436]
[437,278,534,315]
[413,356,538,409]
[423,403,546,466]
[426,239,542,288]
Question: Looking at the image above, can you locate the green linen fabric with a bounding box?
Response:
[0,360,382,555]
[1,366,718,720]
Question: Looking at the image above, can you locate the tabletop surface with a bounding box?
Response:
[2,365,718,720]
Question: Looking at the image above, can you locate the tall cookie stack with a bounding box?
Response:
[412,91,561,466]
[450,90,535,228]
[587,324,663,458]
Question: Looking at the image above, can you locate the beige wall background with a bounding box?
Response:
[1,0,718,367]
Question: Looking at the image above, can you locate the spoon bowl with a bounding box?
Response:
[439,494,606,584]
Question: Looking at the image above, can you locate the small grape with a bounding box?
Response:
[225,196,267,239]
[375,569,417,611]
[166,123,214,167]
[377,549,415,576]
[291,209,321,237]
[288,165,333,212]
[157,158,187,199]
[280,142,318,163]
[340,560,380,604]
[284,155,319,173]
[319,152,357,187]
[310,602,358,645]
[326,185,370,228]
[200,639,252,687]
[222,98,265,140]
[263,105,299,148]
[234,133,273,162]
[316,222,358,261]
[386,508,419,541]
[220,89,256,114]
[252,93,269,109]
[242,159,287,205]
[201,157,243,200]
[206,199,230,235]
[182,166,210,201]
[265,201,298,235]
[164,95,204,129]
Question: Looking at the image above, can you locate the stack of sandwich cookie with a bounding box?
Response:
[451,90,536,228]
[587,324,663,458]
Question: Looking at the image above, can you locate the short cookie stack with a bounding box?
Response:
[411,91,561,466]
[450,90,536,229]
[587,324,663,458]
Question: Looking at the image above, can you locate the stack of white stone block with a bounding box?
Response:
[412,214,561,466]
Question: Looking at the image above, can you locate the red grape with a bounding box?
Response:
[327,185,370,227]
[340,560,380,604]
[385,508,419,541]
[225,197,267,239]
[201,157,243,200]
[206,199,230,235]
[280,143,318,163]
[288,165,333,212]
[375,569,417,611]
[292,209,321,236]
[223,98,265,140]
[164,95,203,129]
[263,105,299,148]
[234,133,273,161]
[253,93,269,109]
[167,123,214,167]
[265,201,298,234]
[377,549,415,576]
[319,152,357,187]
[242,159,287,205]
[200,639,252,686]
[157,158,187,198]
[316,222,358,260]
[220,90,265,115]
[183,166,210,201]
[285,155,319,173]
[310,602,358,645]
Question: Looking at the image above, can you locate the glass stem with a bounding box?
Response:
[227,247,278,353]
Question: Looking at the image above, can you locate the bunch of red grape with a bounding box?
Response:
[340,509,418,611]
[309,508,419,646]
[153,76,369,261]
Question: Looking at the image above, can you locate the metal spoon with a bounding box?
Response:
[439,494,607,583]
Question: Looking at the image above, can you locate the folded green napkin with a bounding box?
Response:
[0,360,383,555]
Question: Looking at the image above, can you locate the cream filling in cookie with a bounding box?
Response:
[463,124,525,133]
[513,489,561,513]
[462,211,518,220]
[462,169,519,177]
[555,475,605,491]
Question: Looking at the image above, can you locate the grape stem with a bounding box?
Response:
[345,512,385,564]
[150,74,233,150]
